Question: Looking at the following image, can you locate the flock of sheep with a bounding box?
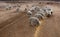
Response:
[0,3,21,12]
[1,3,53,27]
[26,5,53,27]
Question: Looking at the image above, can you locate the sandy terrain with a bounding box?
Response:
[0,2,60,37]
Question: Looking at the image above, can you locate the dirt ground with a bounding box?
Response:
[0,1,60,37]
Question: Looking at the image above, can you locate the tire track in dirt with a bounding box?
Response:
[0,12,26,31]
[0,12,35,37]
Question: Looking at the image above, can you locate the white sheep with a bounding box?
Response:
[34,13,44,20]
[37,9,47,17]
[42,6,53,17]
[26,6,41,17]
[29,6,40,13]
[29,17,41,26]
[6,6,11,10]
[27,11,32,17]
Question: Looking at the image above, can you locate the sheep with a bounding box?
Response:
[29,17,41,27]
[46,9,53,17]
[35,6,40,11]
[34,13,44,20]
[37,9,47,17]
[29,6,36,12]
[26,6,41,16]
[29,6,40,13]
[6,6,11,10]
[27,11,32,17]
[42,7,53,17]
[16,7,20,12]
